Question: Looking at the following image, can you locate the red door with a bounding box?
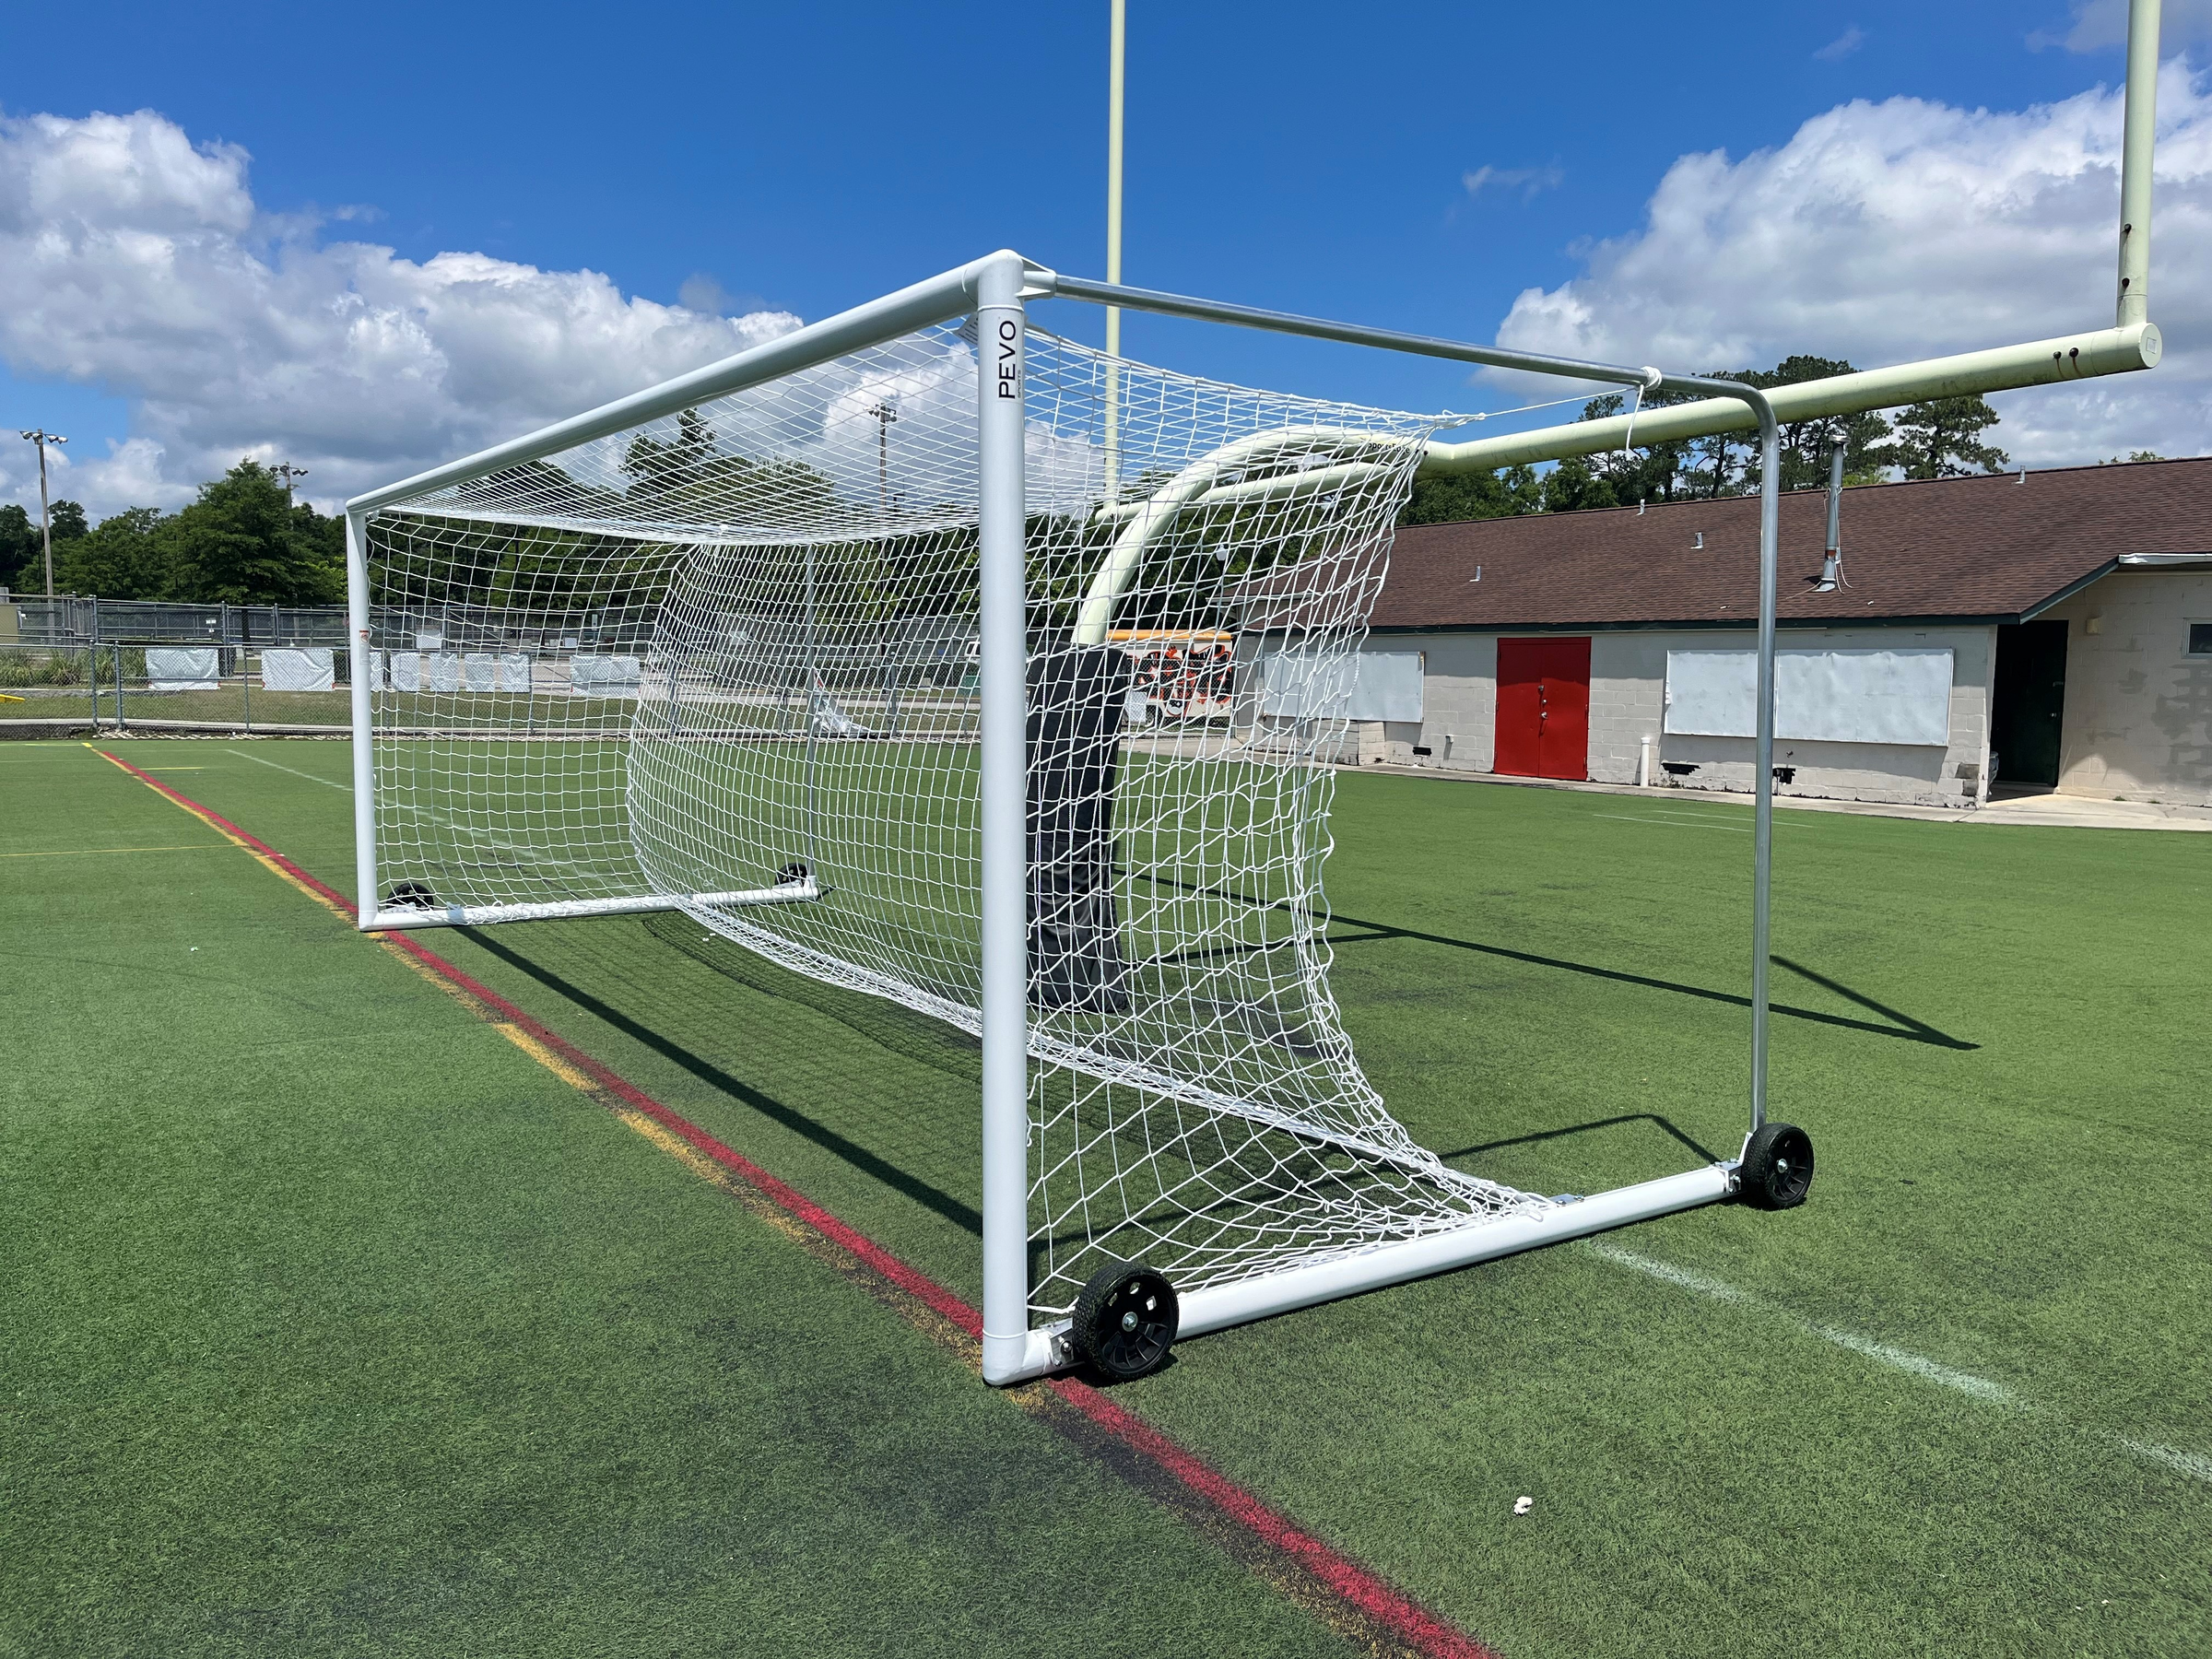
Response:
[1495,637,1591,780]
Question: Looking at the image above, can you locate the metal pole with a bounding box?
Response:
[1749,410,1780,1135]
[1650,375,1779,1142]
[37,440,53,597]
[348,253,1022,515]
[2118,0,2161,328]
[1103,0,1126,503]
[345,512,380,928]
[803,544,819,868]
[975,251,1032,1386]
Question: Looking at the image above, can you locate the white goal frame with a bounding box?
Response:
[346,210,2159,1381]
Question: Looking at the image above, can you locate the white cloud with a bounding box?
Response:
[0,110,801,519]
[2035,0,2212,53]
[1463,163,1565,201]
[1491,62,2212,465]
[1814,26,1866,63]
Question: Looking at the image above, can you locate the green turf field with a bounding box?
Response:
[5,737,2207,1656]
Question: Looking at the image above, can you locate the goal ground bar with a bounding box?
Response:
[363,882,821,931]
[993,1161,1741,1384]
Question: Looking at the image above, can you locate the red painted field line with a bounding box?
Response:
[91,745,1498,1659]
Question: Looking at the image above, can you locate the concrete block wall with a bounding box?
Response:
[1350,634,1495,772]
[2041,570,2212,806]
[1364,624,1995,807]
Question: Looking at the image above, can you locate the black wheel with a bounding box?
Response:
[776,861,810,886]
[1072,1261,1179,1382]
[386,879,437,910]
[1738,1122,1815,1211]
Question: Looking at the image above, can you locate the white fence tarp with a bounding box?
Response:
[147,648,219,690]
[1257,651,1424,723]
[386,652,465,694]
[463,652,531,692]
[569,654,642,697]
[1665,647,1954,747]
[260,647,335,691]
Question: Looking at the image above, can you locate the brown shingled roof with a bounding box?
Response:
[1370,455,2212,632]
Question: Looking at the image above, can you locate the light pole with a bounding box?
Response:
[868,404,897,516]
[270,461,309,511]
[18,429,68,596]
[1103,0,1126,501]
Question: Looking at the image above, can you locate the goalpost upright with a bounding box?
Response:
[973,252,1039,1382]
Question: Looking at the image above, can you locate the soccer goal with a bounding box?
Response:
[345,251,1815,1384]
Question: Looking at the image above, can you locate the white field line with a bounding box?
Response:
[2112,1437,2212,1484]
[1586,1241,2212,1484]
[1593,1240,2008,1402]
[224,742,616,890]
[227,747,351,792]
[1593,815,1752,833]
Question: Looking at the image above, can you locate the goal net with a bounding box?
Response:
[355,310,1553,1355]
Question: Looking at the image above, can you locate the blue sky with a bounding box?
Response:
[3,0,2206,514]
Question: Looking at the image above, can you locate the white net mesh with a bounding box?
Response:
[363,322,1548,1321]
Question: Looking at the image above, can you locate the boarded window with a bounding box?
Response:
[1665,647,1954,747]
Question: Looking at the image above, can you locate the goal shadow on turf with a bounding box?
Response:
[1129,867,1975,1051]
[457,923,986,1238]
[1323,923,1976,1051]
[1436,1112,1724,1168]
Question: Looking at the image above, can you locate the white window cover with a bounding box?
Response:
[462,652,531,691]
[386,652,464,693]
[1665,647,1954,747]
[147,647,218,690]
[260,647,335,691]
[569,654,642,697]
[1257,651,1424,722]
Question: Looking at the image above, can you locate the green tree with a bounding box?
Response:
[167,461,345,604]
[0,503,41,591]
[0,500,89,591]
[57,508,176,599]
[1538,454,1621,512]
[1888,396,2009,480]
[1399,463,1541,524]
[50,500,89,544]
[1748,358,1896,491]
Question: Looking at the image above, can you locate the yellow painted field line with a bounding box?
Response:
[84,743,355,923]
[492,1022,600,1092]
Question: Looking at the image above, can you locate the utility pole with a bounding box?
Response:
[17,429,68,596]
[869,404,897,516]
[270,461,309,511]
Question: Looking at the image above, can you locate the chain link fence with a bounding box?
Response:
[0,591,355,734]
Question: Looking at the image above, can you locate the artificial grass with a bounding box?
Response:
[8,737,2209,1656]
[0,740,1358,1658]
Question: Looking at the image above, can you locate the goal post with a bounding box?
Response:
[974,252,1033,1383]
[342,250,1812,1385]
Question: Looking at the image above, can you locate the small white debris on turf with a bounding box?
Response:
[1512,1496,1533,1516]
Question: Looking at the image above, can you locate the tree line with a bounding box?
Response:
[0,461,347,605]
[1402,358,2016,525]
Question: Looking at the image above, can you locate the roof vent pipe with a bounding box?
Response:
[2117,0,2161,329]
[1816,434,1847,593]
